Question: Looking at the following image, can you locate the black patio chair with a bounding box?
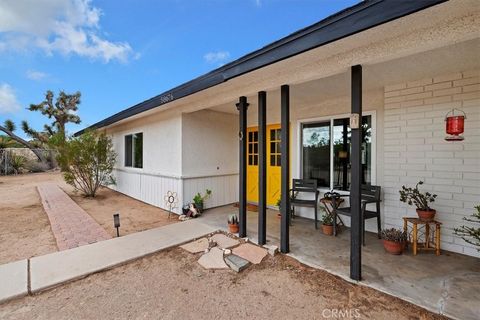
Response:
[334,185,382,245]
[290,179,320,229]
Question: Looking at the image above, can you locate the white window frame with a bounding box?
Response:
[124,132,143,169]
[296,111,376,192]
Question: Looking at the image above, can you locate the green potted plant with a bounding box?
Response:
[399,181,437,221]
[276,197,282,218]
[321,214,334,235]
[381,228,407,255]
[193,189,212,212]
[227,214,239,233]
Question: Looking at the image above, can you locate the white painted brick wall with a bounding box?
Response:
[383,69,480,258]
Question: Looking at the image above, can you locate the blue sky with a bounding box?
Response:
[0,0,358,138]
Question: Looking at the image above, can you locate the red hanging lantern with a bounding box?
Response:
[445,108,466,141]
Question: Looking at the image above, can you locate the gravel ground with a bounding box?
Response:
[0,247,447,320]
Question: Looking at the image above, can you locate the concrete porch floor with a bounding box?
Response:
[200,205,480,320]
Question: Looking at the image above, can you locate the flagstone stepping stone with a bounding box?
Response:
[209,233,240,249]
[197,247,229,269]
[232,243,268,264]
[263,244,279,256]
[225,254,250,273]
[180,238,209,253]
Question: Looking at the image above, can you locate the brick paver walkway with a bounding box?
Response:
[37,184,111,251]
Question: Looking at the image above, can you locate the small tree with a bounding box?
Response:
[57,131,116,197]
[454,205,480,251]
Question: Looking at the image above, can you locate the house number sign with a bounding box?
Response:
[159,93,174,104]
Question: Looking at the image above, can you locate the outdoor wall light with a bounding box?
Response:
[113,213,120,237]
[445,108,466,141]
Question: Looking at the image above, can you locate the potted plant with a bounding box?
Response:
[321,214,334,235]
[399,181,437,221]
[227,214,239,233]
[381,228,407,255]
[193,189,212,212]
[276,197,282,218]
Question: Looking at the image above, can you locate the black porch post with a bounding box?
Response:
[236,96,249,237]
[350,65,362,281]
[258,91,267,245]
[280,85,290,253]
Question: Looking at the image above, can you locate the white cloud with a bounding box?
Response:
[0,0,134,63]
[0,84,21,114]
[204,51,230,64]
[255,0,262,7]
[26,70,49,81]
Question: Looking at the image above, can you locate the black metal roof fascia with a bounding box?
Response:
[75,0,446,136]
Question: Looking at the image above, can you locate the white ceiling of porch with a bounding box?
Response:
[209,38,479,114]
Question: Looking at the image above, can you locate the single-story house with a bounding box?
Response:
[77,0,480,281]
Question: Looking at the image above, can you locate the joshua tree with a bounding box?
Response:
[22,90,81,144]
[0,120,46,162]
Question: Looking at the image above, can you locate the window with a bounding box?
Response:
[248,131,258,166]
[125,132,143,168]
[301,115,373,191]
[302,122,331,188]
[270,128,281,166]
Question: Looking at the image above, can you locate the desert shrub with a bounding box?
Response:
[56,130,116,197]
[9,153,27,174]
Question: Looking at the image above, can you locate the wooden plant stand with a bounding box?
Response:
[403,217,442,256]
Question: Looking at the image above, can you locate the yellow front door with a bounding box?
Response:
[246,124,282,206]
[247,127,259,203]
[267,125,282,205]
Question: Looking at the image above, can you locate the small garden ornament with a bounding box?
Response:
[399,181,437,221]
[164,191,178,219]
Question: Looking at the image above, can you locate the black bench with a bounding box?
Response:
[334,185,382,245]
[290,179,320,229]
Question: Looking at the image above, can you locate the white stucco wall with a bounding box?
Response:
[108,110,182,176]
[182,110,238,177]
[181,110,239,208]
[106,110,184,212]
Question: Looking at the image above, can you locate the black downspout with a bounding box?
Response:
[280,85,290,253]
[258,91,267,245]
[350,65,362,281]
[237,96,249,238]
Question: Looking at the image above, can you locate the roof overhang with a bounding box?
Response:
[74,0,448,136]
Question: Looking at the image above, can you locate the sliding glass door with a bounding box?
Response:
[301,115,373,191]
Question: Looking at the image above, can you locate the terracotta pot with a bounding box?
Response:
[322,224,334,236]
[416,209,436,222]
[228,224,239,233]
[383,240,405,255]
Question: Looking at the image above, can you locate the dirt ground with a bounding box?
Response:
[0,172,177,264]
[0,246,445,320]
[0,173,57,264]
[66,182,178,238]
